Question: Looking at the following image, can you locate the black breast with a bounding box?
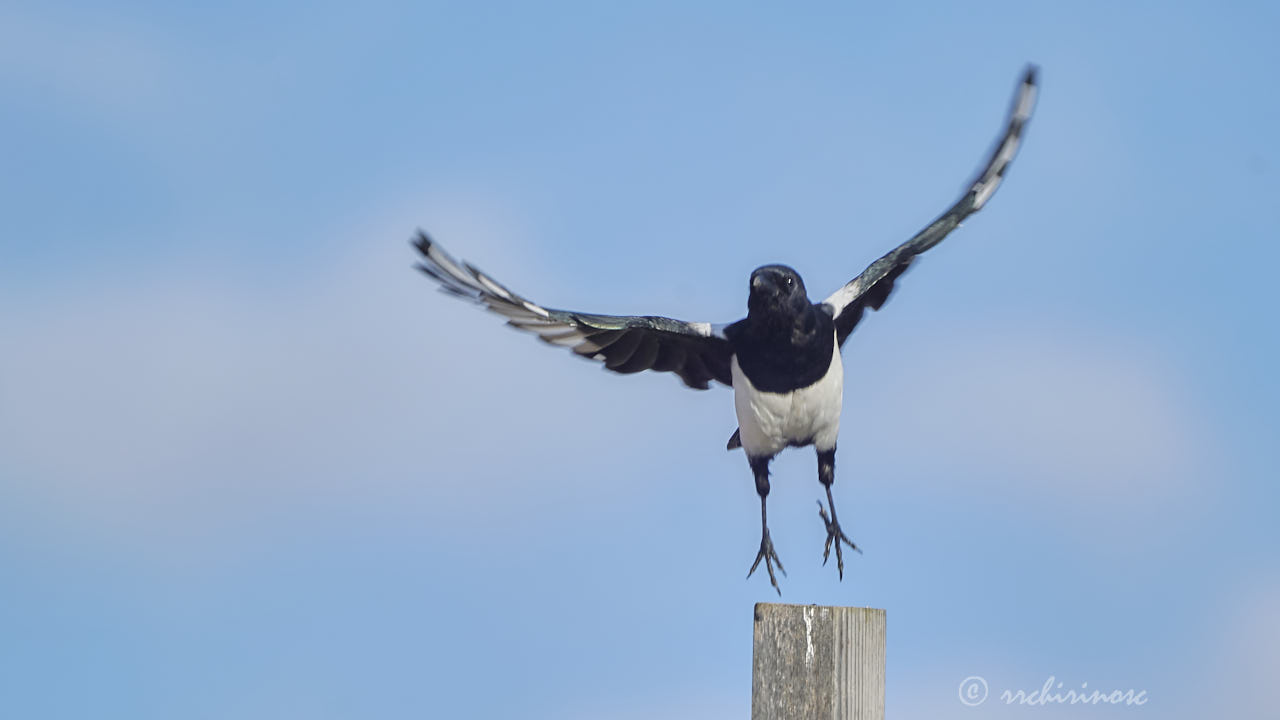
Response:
[725,304,836,393]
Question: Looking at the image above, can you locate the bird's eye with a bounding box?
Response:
[785,277,793,287]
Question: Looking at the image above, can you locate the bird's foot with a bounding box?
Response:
[747,530,786,596]
[818,500,861,580]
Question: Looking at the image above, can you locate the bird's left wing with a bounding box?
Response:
[413,232,734,389]
[823,65,1038,346]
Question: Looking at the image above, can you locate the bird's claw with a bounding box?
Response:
[747,530,786,595]
[817,500,861,579]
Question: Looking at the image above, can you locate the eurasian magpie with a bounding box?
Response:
[414,66,1037,594]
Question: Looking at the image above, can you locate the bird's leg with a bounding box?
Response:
[746,455,785,595]
[816,448,860,579]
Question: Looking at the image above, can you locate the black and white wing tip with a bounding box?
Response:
[822,65,1039,345]
[971,64,1038,212]
[412,231,735,389]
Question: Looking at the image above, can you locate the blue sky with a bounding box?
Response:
[2,1,1278,718]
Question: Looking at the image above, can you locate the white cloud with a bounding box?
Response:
[1,243,436,545]
[0,187,1218,563]
[844,325,1212,532]
[1204,575,1280,717]
[0,194,709,558]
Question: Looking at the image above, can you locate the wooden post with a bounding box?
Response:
[752,603,886,720]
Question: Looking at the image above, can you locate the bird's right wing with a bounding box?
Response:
[823,65,1038,346]
[413,232,735,389]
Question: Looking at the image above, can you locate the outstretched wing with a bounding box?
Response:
[413,232,734,389]
[824,65,1038,346]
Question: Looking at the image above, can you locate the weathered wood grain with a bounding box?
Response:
[752,603,885,720]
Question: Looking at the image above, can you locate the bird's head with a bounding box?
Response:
[747,264,810,324]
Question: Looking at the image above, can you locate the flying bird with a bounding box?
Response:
[413,66,1037,594]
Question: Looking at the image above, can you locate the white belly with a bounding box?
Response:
[730,338,843,457]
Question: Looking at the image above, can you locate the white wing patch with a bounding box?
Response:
[972,72,1037,212]
[416,239,607,352]
[413,232,736,388]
